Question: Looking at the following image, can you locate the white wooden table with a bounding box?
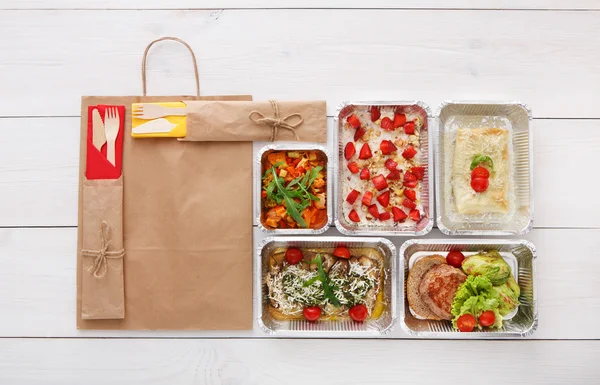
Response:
[1,1,599,384]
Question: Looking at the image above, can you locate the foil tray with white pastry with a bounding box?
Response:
[435,101,534,235]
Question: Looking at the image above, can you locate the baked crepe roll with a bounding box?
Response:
[452,128,510,215]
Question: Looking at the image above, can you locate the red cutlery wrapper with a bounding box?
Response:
[86,105,125,180]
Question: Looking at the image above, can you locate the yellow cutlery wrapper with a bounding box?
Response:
[131,102,187,138]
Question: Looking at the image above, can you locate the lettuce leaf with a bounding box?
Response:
[451,275,504,329]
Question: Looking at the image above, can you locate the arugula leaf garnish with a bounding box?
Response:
[308,254,341,307]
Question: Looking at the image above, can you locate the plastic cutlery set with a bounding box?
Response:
[86,105,124,180]
[90,106,121,167]
[131,102,187,138]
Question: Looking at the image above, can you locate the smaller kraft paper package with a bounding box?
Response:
[181,100,327,143]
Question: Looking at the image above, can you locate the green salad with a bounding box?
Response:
[451,251,521,330]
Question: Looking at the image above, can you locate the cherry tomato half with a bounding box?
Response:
[333,246,351,259]
[471,166,490,179]
[446,250,465,268]
[471,177,489,193]
[479,310,496,327]
[303,306,322,321]
[349,304,369,322]
[456,314,477,332]
[285,248,303,265]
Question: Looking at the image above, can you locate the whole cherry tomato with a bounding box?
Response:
[333,246,351,259]
[303,306,322,322]
[285,248,303,265]
[349,304,369,322]
[446,250,465,268]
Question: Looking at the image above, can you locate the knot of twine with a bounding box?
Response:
[81,221,125,279]
[248,100,303,141]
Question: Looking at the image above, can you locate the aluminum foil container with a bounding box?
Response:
[435,101,534,235]
[256,236,397,336]
[399,239,537,338]
[256,144,332,235]
[334,101,434,236]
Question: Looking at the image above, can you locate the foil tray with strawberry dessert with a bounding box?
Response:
[335,102,433,236]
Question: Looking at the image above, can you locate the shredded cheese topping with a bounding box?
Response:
[266,257,379,317]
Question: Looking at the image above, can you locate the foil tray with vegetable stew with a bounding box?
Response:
[260,149,329,231]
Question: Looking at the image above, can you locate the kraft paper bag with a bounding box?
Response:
[181,100,327,142]
[77,37,254,330]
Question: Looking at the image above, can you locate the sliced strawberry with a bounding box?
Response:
[402,145,417,159]
[394,113,406,128]
[392,207,408,222]
[409,209,421,221]
[411,166,425,180]
[402,198,417,210]
[380,117,395,131]
[348,209,361,223]
[347,162,359,173]
[403,171,418,188]
[404,189,417,201]
[386,169,401,180]
[368,204,380,219]
[376,191,390,207]
[358,143,373,160]
[346,189,360,204]
[372,174,388,191]
[380,140,398,155]
[346,114,361,129]
[370,106,381,122]
[362,191,373,206]
[344,142,356,160]
[379,212,391,221]
[404,122,415,135]
[354,127,366,142]
[384,158,398,171]
[359,167,371,180]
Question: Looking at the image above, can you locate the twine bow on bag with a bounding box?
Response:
[81,221,125,279]
[249,100,303,141]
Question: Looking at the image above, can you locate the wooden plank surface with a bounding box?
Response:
[0,338,599,385]
[0,10,599,118]
[4,0,600,10]
[0,227,598,339]
[0,3,599,384]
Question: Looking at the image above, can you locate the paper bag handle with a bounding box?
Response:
[141,37,201,97]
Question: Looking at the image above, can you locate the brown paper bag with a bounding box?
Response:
[182,100,327,142]
[77,37,254,330]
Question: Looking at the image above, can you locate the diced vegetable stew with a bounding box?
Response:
[261,150,328,230]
